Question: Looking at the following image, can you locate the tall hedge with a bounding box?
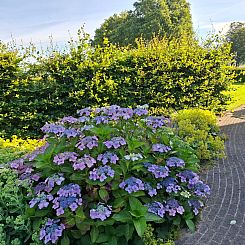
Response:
[0,36,236,138]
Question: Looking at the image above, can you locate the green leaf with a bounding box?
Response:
[173,215,181,225]
[99,188,109,202]
[108,236,117,245]
[129,196,147,215]
[186,219,195,232]
[112,211,132,222]
[96,233,109,243]
[113,197,126,208]
[90,226,99,243]
[145,213,163,222]
[133,217,147,237]
[61,235,70,245]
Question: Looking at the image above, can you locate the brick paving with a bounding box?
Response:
[176,105,245,245]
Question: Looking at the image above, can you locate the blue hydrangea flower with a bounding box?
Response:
[176,170,199,185]
[119,177,145,193]
[157,177,181,193]
[134,105,149,116]
[40,219,65,244]
[44,174,65,192]
[166,157,185,168]
[124,153,143,161]
[104,137,126,149]
[73,154,96,170]
[146,116,170,129]
[93,116,110,124]
[59,116,78,124]
[52,184,82,216]
[152,144,171,153]
[145,201,166,218]
[29,192,53,209]
[77,107,92,116]
[53,152,78,165]
[97,152,119,165]
[41,123,66,135]
[191,181,210,197]
[90,204,112,221]
[144,182,157,197]
[188,199,204,215]
[165,199,185,216]
[89,166,115,182]
[146,164,169,178]
[76,136,99,151]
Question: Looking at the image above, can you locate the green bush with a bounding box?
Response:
[232,67,245,83]
[172,109,225,162]
[0,33,236,138]
[10,105,211,244]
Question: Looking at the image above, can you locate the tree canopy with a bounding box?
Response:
[226,22,245,66]
[93,0,193,46]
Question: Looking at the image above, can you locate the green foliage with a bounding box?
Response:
[94,0,193,46]
[143,225,175,245]
[0,168,30,244]
[226,22,245,66]
[0,32,236,138]
[172,109,225,163]
[11,105,209,244]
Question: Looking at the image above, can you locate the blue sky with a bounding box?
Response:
[0,0,244,46]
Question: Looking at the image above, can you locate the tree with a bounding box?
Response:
[93,0,193,46]
[226,22,245,66]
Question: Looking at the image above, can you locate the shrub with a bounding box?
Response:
[0,33,236,138]
[9,105,211,244]
[172,109,225,162]
[0,136,44,164]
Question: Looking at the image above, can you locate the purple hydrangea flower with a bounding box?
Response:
[103,137,126,149]
[53,152,78,165]
[124,153,143,161]
[145,201,166,218]
[25,142,49,161]
[93,116,110,124]
[146,164,169,178]
[152,144,171,153]
[76,136,98,151]
[134,105,149,116]
[40,219,65,244]
[90,204,112,221]
[52,184,82,216]
[89,166,115,182]
[78,116,90,123]
[77,107,92,116]
[44,174,65,192]
[63,128,80,138]
[157,177,181,193]
[81,125,94,131]
[73,154,96,170]
[166,157,185,168]
[176,170,199,186]
[191,181,211,197]
[144,183,157,197]
[188,199,204,215]
[146,116,170,129]
[59,116,78,124]
[29,192,53,209]
[41,123,66,135]
[165,199,185,216]
[119,177,145,193]
[97,152,119,165]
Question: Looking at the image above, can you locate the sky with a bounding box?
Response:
[0,0,244,46]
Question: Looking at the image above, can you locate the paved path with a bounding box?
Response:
[176,105,245,245]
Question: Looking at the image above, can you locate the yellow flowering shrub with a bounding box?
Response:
[172,109,225,162]
[0,136,44,164]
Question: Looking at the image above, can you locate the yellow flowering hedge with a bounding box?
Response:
[0,136,44,164]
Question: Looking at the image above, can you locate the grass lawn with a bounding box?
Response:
[226,82,245,111]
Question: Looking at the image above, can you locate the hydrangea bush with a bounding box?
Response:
[9,105,210,244]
